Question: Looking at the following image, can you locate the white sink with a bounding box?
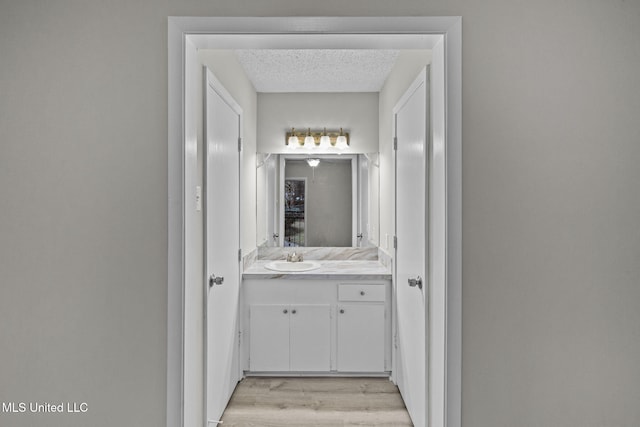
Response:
[265,260,321,272]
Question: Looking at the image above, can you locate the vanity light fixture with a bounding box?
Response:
[306,158,320,168]
[284,128,350,150]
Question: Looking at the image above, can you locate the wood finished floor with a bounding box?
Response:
[219,377,413,426]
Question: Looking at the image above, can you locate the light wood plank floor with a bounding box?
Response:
[219,377,413,426]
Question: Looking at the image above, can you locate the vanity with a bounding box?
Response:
[245,151,390,375]
[241,248,392,375]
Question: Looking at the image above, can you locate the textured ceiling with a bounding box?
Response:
[234,49,400,92]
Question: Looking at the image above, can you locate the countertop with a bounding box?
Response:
[242,260,392,280]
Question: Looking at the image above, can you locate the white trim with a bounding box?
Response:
[167,18,184,427]
[351,156,358,247]
[278,155,285,246]
[168,16,462,427]
[444,19,463,427]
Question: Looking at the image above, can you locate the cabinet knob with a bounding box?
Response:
[360,291,365,296]
[340,309,345,314]
[292,309,297,314]
[283,309,288,314]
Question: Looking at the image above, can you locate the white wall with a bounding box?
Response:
[257,92,379,153]
[199,50,258,253]
[1,2,639,427]
[378,50,432,252]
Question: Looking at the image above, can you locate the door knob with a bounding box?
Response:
[408,276,423,290]
[209,274,224,288]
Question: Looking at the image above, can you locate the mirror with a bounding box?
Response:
[257,153,379,248]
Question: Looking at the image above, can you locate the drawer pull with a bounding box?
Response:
[292,309,297,314]
[340,309,345,314]
[283,309,288,314]
[338,284,385,302]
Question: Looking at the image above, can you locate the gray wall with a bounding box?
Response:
[1,2,639,427]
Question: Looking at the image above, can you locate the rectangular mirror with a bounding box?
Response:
[257,153,379,248]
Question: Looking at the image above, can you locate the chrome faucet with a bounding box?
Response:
[286,251,303,262]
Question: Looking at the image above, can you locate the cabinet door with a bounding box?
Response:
[290,304,331,371]
[249,305,290,371]
[337,304,385,372]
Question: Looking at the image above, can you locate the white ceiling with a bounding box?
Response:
[234,49,400,93]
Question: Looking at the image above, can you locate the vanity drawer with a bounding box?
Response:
[338,284,385,302]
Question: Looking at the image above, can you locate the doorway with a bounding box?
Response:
[283,178,307,247]
[168,16,462,427]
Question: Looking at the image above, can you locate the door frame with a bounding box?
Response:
[168,16,462,427]
[282,176,308,247]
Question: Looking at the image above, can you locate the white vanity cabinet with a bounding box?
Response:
[248,305,289,371]
[249,304,331,372]
[242,278,391,374]
[336,284,386,372]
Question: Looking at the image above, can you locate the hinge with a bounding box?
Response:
[238,137,242,152]
[393,136,398,150]
[238,330,242,348]
[393,236,397,249]
[238,249,242,262]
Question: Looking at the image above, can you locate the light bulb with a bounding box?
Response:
[319,128,331,148]
[287,128,299,149]
[304,128,315,148]
[335,128,348,150]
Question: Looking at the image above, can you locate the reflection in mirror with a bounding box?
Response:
[285,157,352,247]
[284,177,308,246]
[256,153,379,248]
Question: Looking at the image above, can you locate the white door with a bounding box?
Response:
[394,68,429,427]
[204,68,242,424]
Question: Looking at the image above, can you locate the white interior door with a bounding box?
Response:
[394,68,429,427]
[204,68,242,425]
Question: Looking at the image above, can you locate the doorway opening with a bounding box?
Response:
[168,16,461,427]
[284,178,306,247]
